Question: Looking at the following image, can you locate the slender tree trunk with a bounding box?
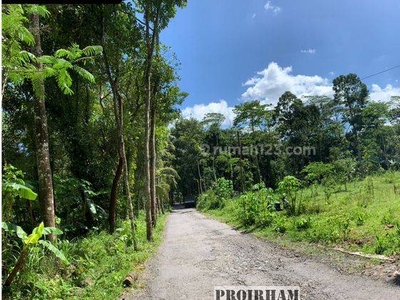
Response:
[120,128,138,250]
[102,14,137,249]
[144,9,154,241]
[251,123,262,183]
[30,13,56,241]
[197,162,203,194]
[150,102,157,227]
[4,247,29,286]
[143,3,160,241]
[158,196,164,214]
[109,157,123,233]
[150,30,162,228]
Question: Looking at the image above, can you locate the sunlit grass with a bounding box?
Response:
[205,171,400,257]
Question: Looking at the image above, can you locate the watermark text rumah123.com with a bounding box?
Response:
[201,144,316,157]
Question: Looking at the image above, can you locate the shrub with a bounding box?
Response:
[236,186,277,227]
[277,175,301,215]
[295,217,311,231]
[196,178,234,211]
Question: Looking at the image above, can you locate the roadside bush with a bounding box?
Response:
[273,216,288,234]
[277,175,302,215]
[196,178,234,211]
[374,227,400,255]
[306,217,341,243]
[237,184,277,227]
[295,217,312,231]
[196,191,221,211]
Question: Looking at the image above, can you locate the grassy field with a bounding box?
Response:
[201,171,400,257]
[3,212,168,300]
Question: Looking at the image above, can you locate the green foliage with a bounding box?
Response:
[212,177,234,200]
[302,162,334,184]
[2,165,38,222]
[295,217,312,231]
[196,178,234,211]
[237,184,276,227]
[277,175,302,215]
[2,221,68,287]
[53,176,107,236]
[3,213,168,300]
[203,171,400,257]
[2,5,102,96]
[2,4,38,87]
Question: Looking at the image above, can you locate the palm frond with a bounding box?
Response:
[82,45,103,57]
[72,65,95,83]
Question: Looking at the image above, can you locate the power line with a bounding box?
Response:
[361,64,400,80]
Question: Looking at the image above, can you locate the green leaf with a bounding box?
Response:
[54,48,72,59]
[2,222,27,240]
[25,5,50,18]
[82,45,103,56]
[72,65,95,83]
[8,183,38,200]
[19,50,37,63]
[42,227,63,236]
[56,69,73,95]
[39,240,69,264]
[39,55,55,65]
[24,222,44,245]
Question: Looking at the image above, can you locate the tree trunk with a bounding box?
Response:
[150,98,157,227]
[101,14,137,249]
[109,157,123,233]
[120,128,138,250]
[143,4,160,242]
[197,162,203,194]
[4,247,29,286]
[30,13,56,241]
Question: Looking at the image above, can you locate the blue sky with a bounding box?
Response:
[161,0,400,126]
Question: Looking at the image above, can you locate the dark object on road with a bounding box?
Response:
[184,195,196,208]
[185,201,196,208]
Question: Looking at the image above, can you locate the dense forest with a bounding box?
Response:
[173,82,400,196]
[2,2,187,298]
[1,2,400,299]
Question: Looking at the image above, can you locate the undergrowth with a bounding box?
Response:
[2,212,167,300]
[198,171,400,257]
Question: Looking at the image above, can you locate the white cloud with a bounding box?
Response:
[264,1,281,16]
[242,62,333,106]
[369,84,400,102]
[181,100,235,127]
[300,48,316,54]
[181,66,399,130]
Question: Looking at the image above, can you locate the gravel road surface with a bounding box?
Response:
[122,208,399,300]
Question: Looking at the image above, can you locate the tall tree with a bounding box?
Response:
[99,4,139,247]
[29,9,56,240]
[333,74,368,175]
[234,100,271,183]
[138,0,187,241]
[3,4,101,240]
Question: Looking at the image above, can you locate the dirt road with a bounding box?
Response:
[122,208,399,300]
